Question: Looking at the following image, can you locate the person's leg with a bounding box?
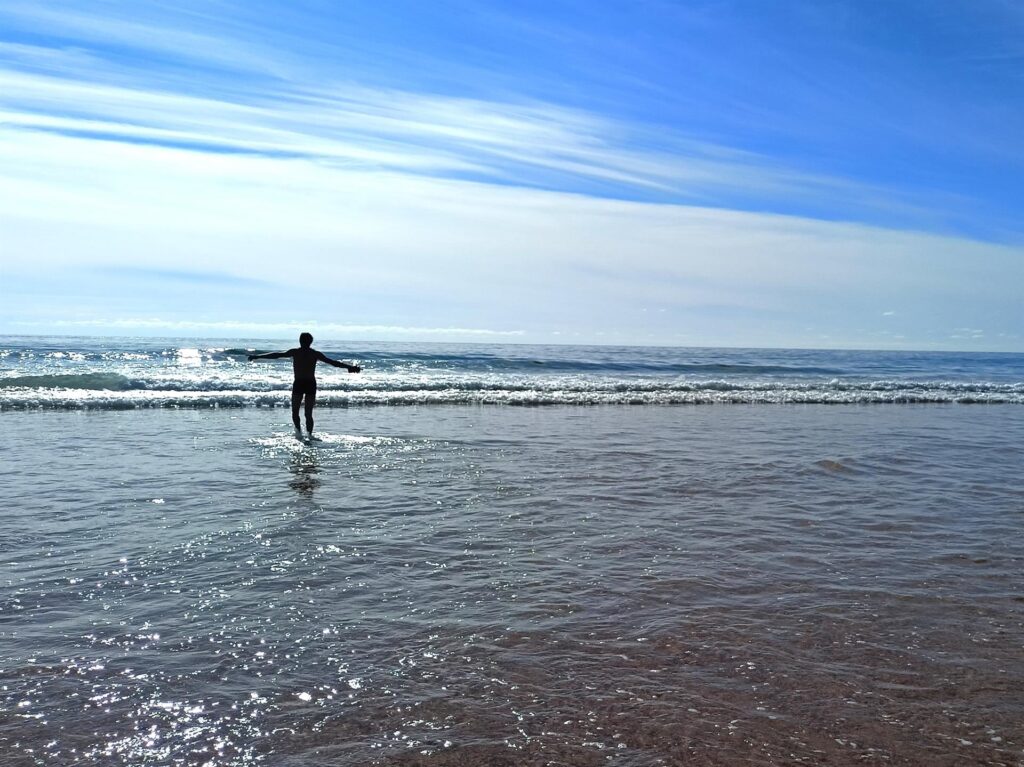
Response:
[304,384,316,433]
[291,383,302,430]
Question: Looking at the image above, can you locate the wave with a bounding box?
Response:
[0,347,252,364]
[505,362,848,375]
[0,372,141,391]
[2,340,1022,409]
[3,372,1022,395]
[2,379,1022,409]
[3,341,1023,381]
[0,346,847,375]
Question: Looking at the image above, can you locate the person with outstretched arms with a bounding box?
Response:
[248,332,360,435]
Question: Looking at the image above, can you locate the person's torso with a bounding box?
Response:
[291,347,319,380]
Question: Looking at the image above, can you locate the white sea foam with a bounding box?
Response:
[2,338,1022,409]
[1,379,1022,409]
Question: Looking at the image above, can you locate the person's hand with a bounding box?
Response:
[349,365,361,373]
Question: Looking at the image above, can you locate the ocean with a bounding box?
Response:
[1,336,1023,765]
[2,337,1023,409]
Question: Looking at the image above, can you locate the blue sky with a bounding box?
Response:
[0,0,1022,349]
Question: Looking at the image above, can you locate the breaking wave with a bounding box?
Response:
[2,377,1022,409]
[3,339,1021,409]
[0,372,141,391]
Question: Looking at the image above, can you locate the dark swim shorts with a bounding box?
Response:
[291,379,317,400]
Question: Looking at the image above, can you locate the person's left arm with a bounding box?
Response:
[248,350,292,362]
[317,351,361,373]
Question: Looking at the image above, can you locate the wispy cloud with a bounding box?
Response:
[3,119,1021,349]
[0,40,940,220]
[93,266,271,287]
[0,2,290,77]
[33,318,526,339]
[2,0,1022,350]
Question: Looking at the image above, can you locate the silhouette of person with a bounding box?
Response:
[248,333,360,435]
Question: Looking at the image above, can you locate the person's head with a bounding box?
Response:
[299,332,313,348]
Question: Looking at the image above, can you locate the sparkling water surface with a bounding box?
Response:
[2,337,1023,407]
[3,400,1023,766]
[2,338,1023,764]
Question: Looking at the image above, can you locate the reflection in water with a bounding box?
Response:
[288,446,321,498]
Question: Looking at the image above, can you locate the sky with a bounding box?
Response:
[0,0,1022,350]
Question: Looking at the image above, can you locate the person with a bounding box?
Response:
[248,333,360,435]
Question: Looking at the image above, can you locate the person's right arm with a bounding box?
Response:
[316,351,361,372]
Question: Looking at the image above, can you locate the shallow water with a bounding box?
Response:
[2,404,1023,765]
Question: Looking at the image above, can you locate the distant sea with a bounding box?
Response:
[2,336,1023,765]
[2,336,1023,408]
